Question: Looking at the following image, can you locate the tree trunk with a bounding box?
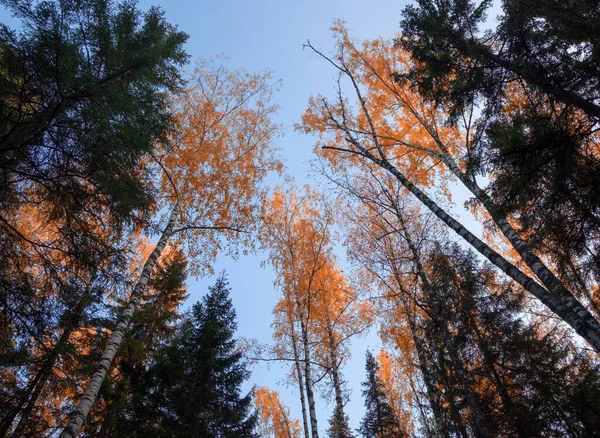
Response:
[366,147,600,352]
[59,206,178,438]
[0,366,44,436]
[2,295,89,437]
[395,213,491,438]
[299,317,319,438]
[10,326,73,437]
[326,327,347,435]
[432,143,600,350]
[402,301,449,438]
[290,319,310,438]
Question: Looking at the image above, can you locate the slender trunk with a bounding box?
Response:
[277,399,294,438]
[396,215,491,438]
[405,371,434,438]
[434,144,600,348]
[10,326,73,437]
[299,317,319,438]
[3,297,87,437]
[387,254,447,437]
[290,321,310,438]
[438,322,489,438]
[402,302,449,438]
[367,148,600,351]
[326,327,346,436]
[0,367,44,436]
[59,206,178,438]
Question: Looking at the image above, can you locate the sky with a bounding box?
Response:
[129,0,501,434]
[0,0,506,433]
[130,0,416,434]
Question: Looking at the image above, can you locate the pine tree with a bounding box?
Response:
[359,351,405,438]
[127,273,257,437]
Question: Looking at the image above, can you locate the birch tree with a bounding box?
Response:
[60,60,281,437]
[260,186,336,438]
[299,27,600,352]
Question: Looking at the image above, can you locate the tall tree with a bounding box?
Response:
[341,175,600,436]
[399,0,600,119]
[359,350,406,438]
[300,26,600,352]
[260,186,335,438]
[84,247,189,438]
[0,0,187,433]
[399,0,600,320]
[61,60,281,436]
[120,273,257,437]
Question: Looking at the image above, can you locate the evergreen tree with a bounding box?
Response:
[399,0,600,317]
[0,1,187,433]
[327,405,354,438]
[124,273,257,437]
[425,243,600,436]
[359,351,405,438]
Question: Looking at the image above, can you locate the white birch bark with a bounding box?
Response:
[299,316,319,438]
[290,316,310,438]
[59,206,178,438]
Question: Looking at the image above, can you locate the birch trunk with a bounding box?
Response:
[326,327,346,434]
[290,319,310,438]
[396,213,491,438]
[433,143,600,344]
[366,148,600,352]
[59,206,178,438]
[299,317,319,438]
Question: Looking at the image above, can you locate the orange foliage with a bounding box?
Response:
[255,387,302,438]
[298,23,463,195]
[156,58,282,275]
[377,350,415,435]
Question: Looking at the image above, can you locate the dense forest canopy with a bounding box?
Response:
[1,0,599,436]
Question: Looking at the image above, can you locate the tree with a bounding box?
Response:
[123,273,257,437]
[61,60,281,436]
[399,0,600,320]
[376,351,413,437]
[341,175,600,435]
[0,0,187,221]
[359,351,406,438]
[255,387,302,438]
[0,0,187,433]
[260,186,335,438]
[425,243,600,436]
[300,26,600,352]
[83,247,189,438]
[399,0,600,119]
[312,263,373,438]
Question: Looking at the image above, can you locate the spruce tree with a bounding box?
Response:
[358,351,405,438]
[425,243,600,436]
[327,405,354,438]
[126,273,257,437]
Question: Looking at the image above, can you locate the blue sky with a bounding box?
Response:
[132,0,414,434]
[0,0,503,433]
